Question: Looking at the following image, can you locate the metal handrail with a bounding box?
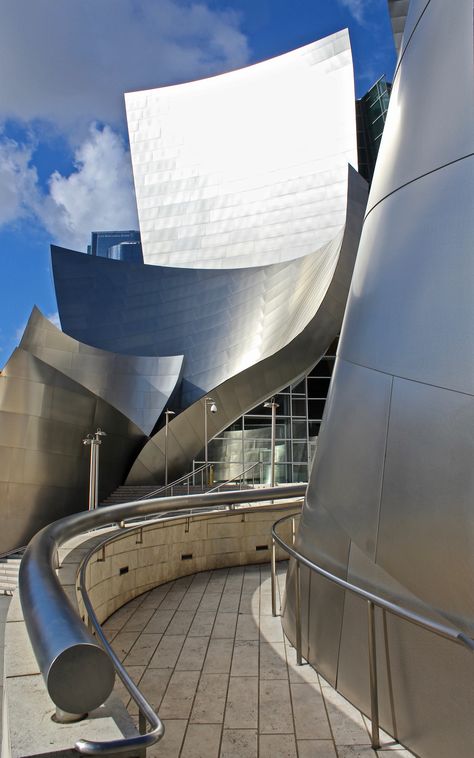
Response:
[136,462,213,500]
[270,512,474,750]
[76,498,303,754]
[207,461,262,493]
[19,485,306,755]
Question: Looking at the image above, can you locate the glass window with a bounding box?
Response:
[292,398,307,417]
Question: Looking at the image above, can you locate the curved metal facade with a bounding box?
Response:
[125,30,357,269]
[53,166,366,412]
[0,308,184,553]
[283,2,474,756]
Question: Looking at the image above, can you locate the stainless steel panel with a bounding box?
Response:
[388,0,410,53]
[302,358,392,561]
[0,349,145,553]
[125,169,368,483]
[369,0,474,212]
[125,30,358,269]
[337,542,474,758]
[376,377,474,628]
[341,158,474,395]
[20,307,183,436]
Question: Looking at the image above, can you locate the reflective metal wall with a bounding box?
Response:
[0,308,184,553]
[283,2,474,756]
[126,30,358,269]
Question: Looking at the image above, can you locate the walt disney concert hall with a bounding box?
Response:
[1,1,473,756]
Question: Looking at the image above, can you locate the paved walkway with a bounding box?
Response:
[104,563,413,758]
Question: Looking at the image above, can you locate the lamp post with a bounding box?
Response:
[83,428,106,510]
[164,409,175,488]
[204,397,218,484]
[264,397,279,486]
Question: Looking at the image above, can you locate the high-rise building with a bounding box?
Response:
[87,230,143,262]
[356,75,392,183]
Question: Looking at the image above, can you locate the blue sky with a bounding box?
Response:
[0,0,396,366]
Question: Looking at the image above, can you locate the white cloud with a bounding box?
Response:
[0,1,250,132]
[338,0,366,24]
[0,138,39,226]
[0,125,138,251]
[39,125,138,250]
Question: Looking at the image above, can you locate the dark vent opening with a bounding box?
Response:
[181,553,193,561]
[256,544,268,551]
[119,566,129,575]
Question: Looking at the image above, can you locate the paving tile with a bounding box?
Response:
[175,636,209,671]
[224,676,258,728]
[141,586,170,609]
[122,605,156,632]
[149,635,186,669]
[180,723,222,758]
[297,739,337,757]
[231,640,259,677]
[191,673,229,724]
[165,610,195,636]
[212,612,238,639]
[259,679,294,734]
[111,630,141,661]
[259,733,297,758]
[199,593,223,612]
[188,610,216,637]
[190,571,211,590]
[322,687,370,746]
[259,614,284,643]
[147,719,187,757]
[239,591,259,615]
[138,668,173,710]
[235,613,259,641]
[220,728,257,758]
[159,589,187,610]
[160,670,201,719]
[124,633,162,666]
[144,609,175,634]
[286,647,319,684]
[203,638,234,674]
[218,592,241,613]
[291,682,331,739]
[260,641,287,679]
[178,592,204,612]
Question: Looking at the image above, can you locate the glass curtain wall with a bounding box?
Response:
[200,344,337,484]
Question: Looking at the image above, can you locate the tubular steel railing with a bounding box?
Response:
[19,485,305,755]
[207,461,263,493]
[136,462,214,500]
[270,512,474,750]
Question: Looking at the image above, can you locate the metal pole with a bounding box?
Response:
[87,441,95,511]
[295,559,302,665]
[164,409,174,489]
[204,402,208,471]
[93,436,99,510]
[292,516,296,545]
[367,600,380,749]
[271,539,277,617]
[270,401,276,487]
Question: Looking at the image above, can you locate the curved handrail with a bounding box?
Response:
[271,513,474,651]
[19,485,306,754]
[207,461,262,493]
[271,512,474,750]
[136,462,212,500]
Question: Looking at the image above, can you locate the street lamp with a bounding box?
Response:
[264,397,279,486]
[204,397,218,483]
[83,428,106,510]
[164,409,175,488]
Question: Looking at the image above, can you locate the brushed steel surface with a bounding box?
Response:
[368,0,474,213]
[283,2,474,755]
[125,30,358,269]
[0,349,145,554]
[388,0,410,53]
[125,169,367,483]
[20,307,183,436]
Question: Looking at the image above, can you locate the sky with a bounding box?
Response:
[0,0,396,366]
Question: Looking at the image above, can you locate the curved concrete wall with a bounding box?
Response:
[125,30,357,269]
[283,1,474,756]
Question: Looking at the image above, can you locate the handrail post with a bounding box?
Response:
[271,538,277,617]
[138,709,146,735]
[292,515,296,545]
[295,559,302,665]
[367,600,380,749]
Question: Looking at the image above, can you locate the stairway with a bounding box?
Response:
[0,553,23,595]
[101,483,250,507]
